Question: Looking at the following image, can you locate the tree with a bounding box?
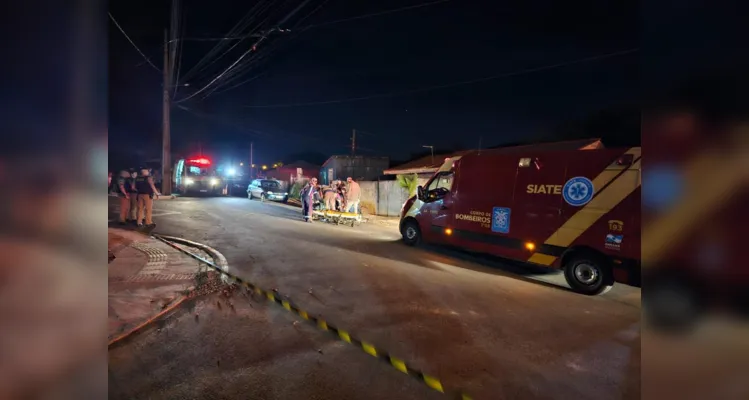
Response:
[396,173,419,197]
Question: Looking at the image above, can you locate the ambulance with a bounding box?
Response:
[399,146,641,295]
[173,157,225,196]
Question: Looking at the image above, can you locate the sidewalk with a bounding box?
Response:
[108,227,208,341]
[363,214,401,229]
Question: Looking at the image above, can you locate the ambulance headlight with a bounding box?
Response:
[210,178,219,186]
[185,178,194,185]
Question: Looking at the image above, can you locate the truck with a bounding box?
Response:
[399,146,641,295]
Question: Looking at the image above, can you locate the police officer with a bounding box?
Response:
[127,169,138,223]
[135,168,161,227]
[116,170,131,224]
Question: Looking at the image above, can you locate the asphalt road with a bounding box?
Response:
[108,196,641,400]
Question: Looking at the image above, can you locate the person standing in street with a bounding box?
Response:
[115,170,131,224]
[134,168,161,227]
[301,177,319,222]
[345,177,361,214]
[335,180,347,211]
[127,169,138,223]
[322,183,337,211]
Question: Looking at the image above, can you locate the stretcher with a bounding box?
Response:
[311,209,363,227]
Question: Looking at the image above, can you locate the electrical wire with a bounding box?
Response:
[243,48,639,108]
[180,0,273,84]
[177,0,315,104]
[108,12,160,72]
[200,0,332,100]
[172,0,186,97]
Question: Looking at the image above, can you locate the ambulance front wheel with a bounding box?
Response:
[401,220,421,246]
[563,254,614,296]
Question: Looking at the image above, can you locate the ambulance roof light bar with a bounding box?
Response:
[188,157,211,165]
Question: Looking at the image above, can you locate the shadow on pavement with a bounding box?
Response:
[107,220,157,235]
[282,229,574,294]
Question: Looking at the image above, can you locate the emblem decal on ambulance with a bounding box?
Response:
[562,176,594,206]
[491,207,511,234]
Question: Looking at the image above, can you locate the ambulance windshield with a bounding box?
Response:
[187,165,216,176]
[425,172,454,200]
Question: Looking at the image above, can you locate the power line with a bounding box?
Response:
[108,12,160,72]
[179,0,274,84]
[243,48,639,109]
[209,72,267,97]
[176,0,315,104]
[199,0,331,101]
[172,1,186,97]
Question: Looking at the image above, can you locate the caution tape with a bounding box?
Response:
[152,234,474,400]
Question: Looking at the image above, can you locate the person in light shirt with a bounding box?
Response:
[345,177,361,214]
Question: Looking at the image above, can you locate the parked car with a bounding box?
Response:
[247,179,288,202]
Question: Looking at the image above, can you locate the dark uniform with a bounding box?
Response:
[135,174,155,225]
[127,173,138,221]
[116,173,131,223]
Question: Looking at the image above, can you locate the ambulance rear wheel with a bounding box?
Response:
[563,254,614,296]
[401,220,421,246]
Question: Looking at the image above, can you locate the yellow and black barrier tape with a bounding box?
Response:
[152,234,474,400]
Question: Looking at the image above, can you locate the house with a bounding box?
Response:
[383,150,473,182]
[320,155,390,184]
[264,160,321,186]
[383,138,604,180]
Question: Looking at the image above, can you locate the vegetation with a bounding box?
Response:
[289,179,308,200]
[396,173,419,197]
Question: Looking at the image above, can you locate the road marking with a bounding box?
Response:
[154,234,471,399]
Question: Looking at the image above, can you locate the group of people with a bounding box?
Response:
[112,168,162,227]
[301,176,361,222]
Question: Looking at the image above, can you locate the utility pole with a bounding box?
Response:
[351,129,356,156]
[162,29,172,195]
[250,142,254,178]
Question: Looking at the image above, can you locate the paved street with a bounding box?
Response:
[108,196,641,399]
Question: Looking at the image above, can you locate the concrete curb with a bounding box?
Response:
[154,234,231,283]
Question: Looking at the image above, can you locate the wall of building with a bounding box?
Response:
[321,156,390,184]
[354,180,412,217]
[358,181,378,215]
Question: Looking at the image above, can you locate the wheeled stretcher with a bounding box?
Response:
[310,207,363,227]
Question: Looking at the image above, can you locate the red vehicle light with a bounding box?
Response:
[189,158,211,165]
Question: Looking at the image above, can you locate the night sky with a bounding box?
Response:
[109,0,642,169]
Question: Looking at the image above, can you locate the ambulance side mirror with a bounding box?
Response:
[417,185,425,200]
